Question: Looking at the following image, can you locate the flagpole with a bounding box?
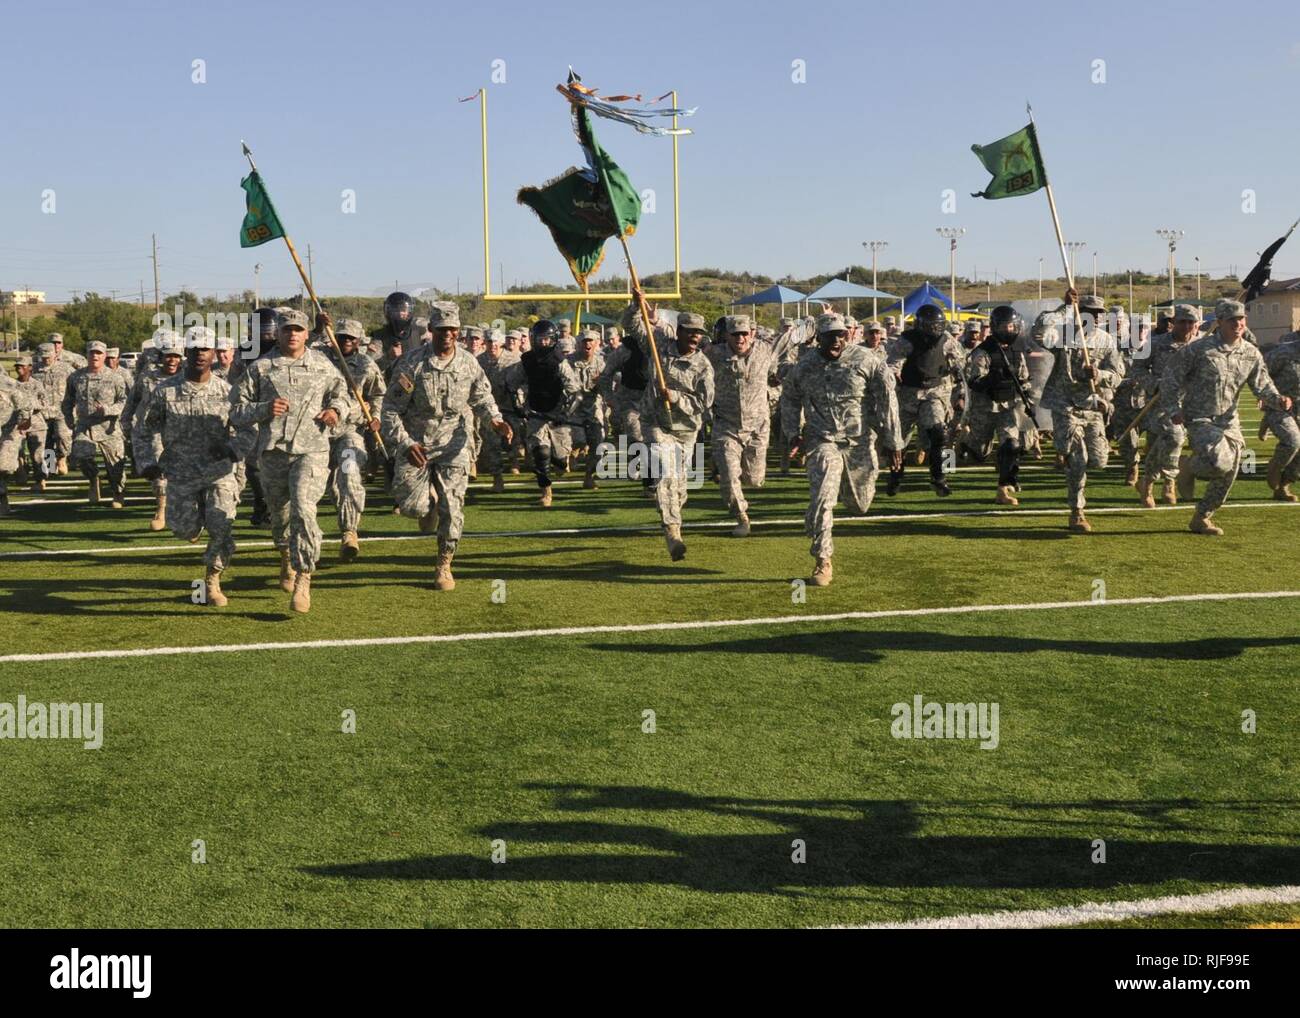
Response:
[619,235,672,414]
[1025,105,1097,397]
[240,141,388,460]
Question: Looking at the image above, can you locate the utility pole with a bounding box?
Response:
[863,240,888,318]
[254,263,262,308]
[1091,252,1098,296]
[1038,257,1044,303]
[151,233,160,316]
[139,280,144,306]
[936,227,965,323]
[1195,255,1201,301]
[307,244,314,292]
[1156,229,1184,303]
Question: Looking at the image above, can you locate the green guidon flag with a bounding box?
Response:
[239,170,285,248]
[970,123,1046,200]
[518,104,642,287]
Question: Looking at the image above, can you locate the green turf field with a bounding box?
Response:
[1,400,1297,928]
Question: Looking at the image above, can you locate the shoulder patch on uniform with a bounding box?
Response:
[397,372,414,393]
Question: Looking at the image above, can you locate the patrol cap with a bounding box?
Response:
[335,318,365,339]
[817,312,848,334]
[486,329,505,345]
[106,347,119,358]
[215,335,236,350]
[779,317,793,328]
[1173,303,1201,322]
[883,316,897,324]
[152,329,181,349]
[1078,295,1106,312]
[581,329,601,342]
[86,340,107,354]
[38,342,55,357]
[677,312,708,333]
[15,353,32,366]
[464,326,484,339]
[278,309,310,331]
[964,319,980,331]
[722,314,751,334]
[50,332,64,344]
[606,326,621,337]
[1216,298,1247,320]
[185,326,216,350]
[428,301,460,329]
[1108,305,1127,316]
[158,333,185,355]
[863,319,885,333]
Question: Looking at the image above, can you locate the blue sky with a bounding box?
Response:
[4,0,1299,302]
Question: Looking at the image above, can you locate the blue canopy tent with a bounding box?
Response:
[803,278,900,318]
[879,281,958,319]
[733,284,807,320]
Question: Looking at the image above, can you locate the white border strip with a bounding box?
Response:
[829,884,1300,929]
[1,589,1296,664]
[4,500,1298,560]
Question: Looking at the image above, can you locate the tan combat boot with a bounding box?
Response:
[150,493,167,531]
[1161,479,1178,505]
[433,545,456,591]
[290,572,312,612]
[1267,458,1287,498]
[732,513,750,537]
[1275,484,1298,503]
[995,485,1019,506]
[664,525,686,561]
[491,473,505,493]
[1124,462,1139,487]
[1068,510,1092,533]
[1176,455,1195,500]
[340,531,359,562]
[1189,512,1223,536]
[810,557,833,587]
[1136,475,1155,509]
[279,550,297,592]
[57,456,68,475]
[539,485,553,507]
[204,568,228,607]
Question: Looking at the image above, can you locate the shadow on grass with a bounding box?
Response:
[302,784,1300,893]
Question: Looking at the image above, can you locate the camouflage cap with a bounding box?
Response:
[278,309,310,331]
[581,329,602,342]
[152,329,180,350]
[86,340,107,354]
[606,326,621,337]
[15,353,32,366]
[722,314,751,334]
[486,329,505,345]
[158,333,185,355]
[1173,303,1202,322]
[50,332,64,344]
[335,318,365,339]
[215,335,235,350]
[816,312,848,334]
[678,312,708,333]
[37,343,55,357]
[1078,295,1106,312]
[106,347,120,358]
[844,315,859,329]
[779,317,793,328]
[863,319,885,332]
[1108,304,1127,316]
[185,326,216,350]
[883,316,897,324]
[464,326,484,339]
[428,301,460,329]
[1216,298,1247,320]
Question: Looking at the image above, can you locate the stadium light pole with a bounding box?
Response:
[863,240,888,318]
[1065,241,1086,286]
[1092,251,1098,296]
[1195,255,1201,301]
[936,227,965,323]
[1038,257,1043,303]
[1156,229,1184,303]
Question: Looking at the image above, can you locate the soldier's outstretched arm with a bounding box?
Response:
[1248,353,1289,411]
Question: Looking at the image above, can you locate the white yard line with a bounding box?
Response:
[829,884,1300,929]
[1,589,1296,664]
[3,499,1297,559]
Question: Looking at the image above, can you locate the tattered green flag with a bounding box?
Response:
[970,123,1046,200]
[518,105,641,287]
[239,170,285,248]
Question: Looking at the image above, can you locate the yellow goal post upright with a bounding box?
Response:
[473,86,683,306]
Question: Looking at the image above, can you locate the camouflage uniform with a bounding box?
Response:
[1032,302,1125,521]
[620,302,714,541]
[328,321,386,538]
[964,336,1031,496]
[706,314,778,525]
[1134,313,1195,491]
[780,315,902,568]
[61,346,129,503]
[504,343,582,492]
[476,338,518,481]
[126,333,183,514]
[560,335,607,485]
[1,356,49,496]
[230,315,348,575]
[600,319,677,480]
[140,372,241,572]
[1105,311,1144,480]
[886,325,965,491]
[381,324,503,556]
[32,345,74,470]
[1262,335,1300,493]
[1162,302,1288,526]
